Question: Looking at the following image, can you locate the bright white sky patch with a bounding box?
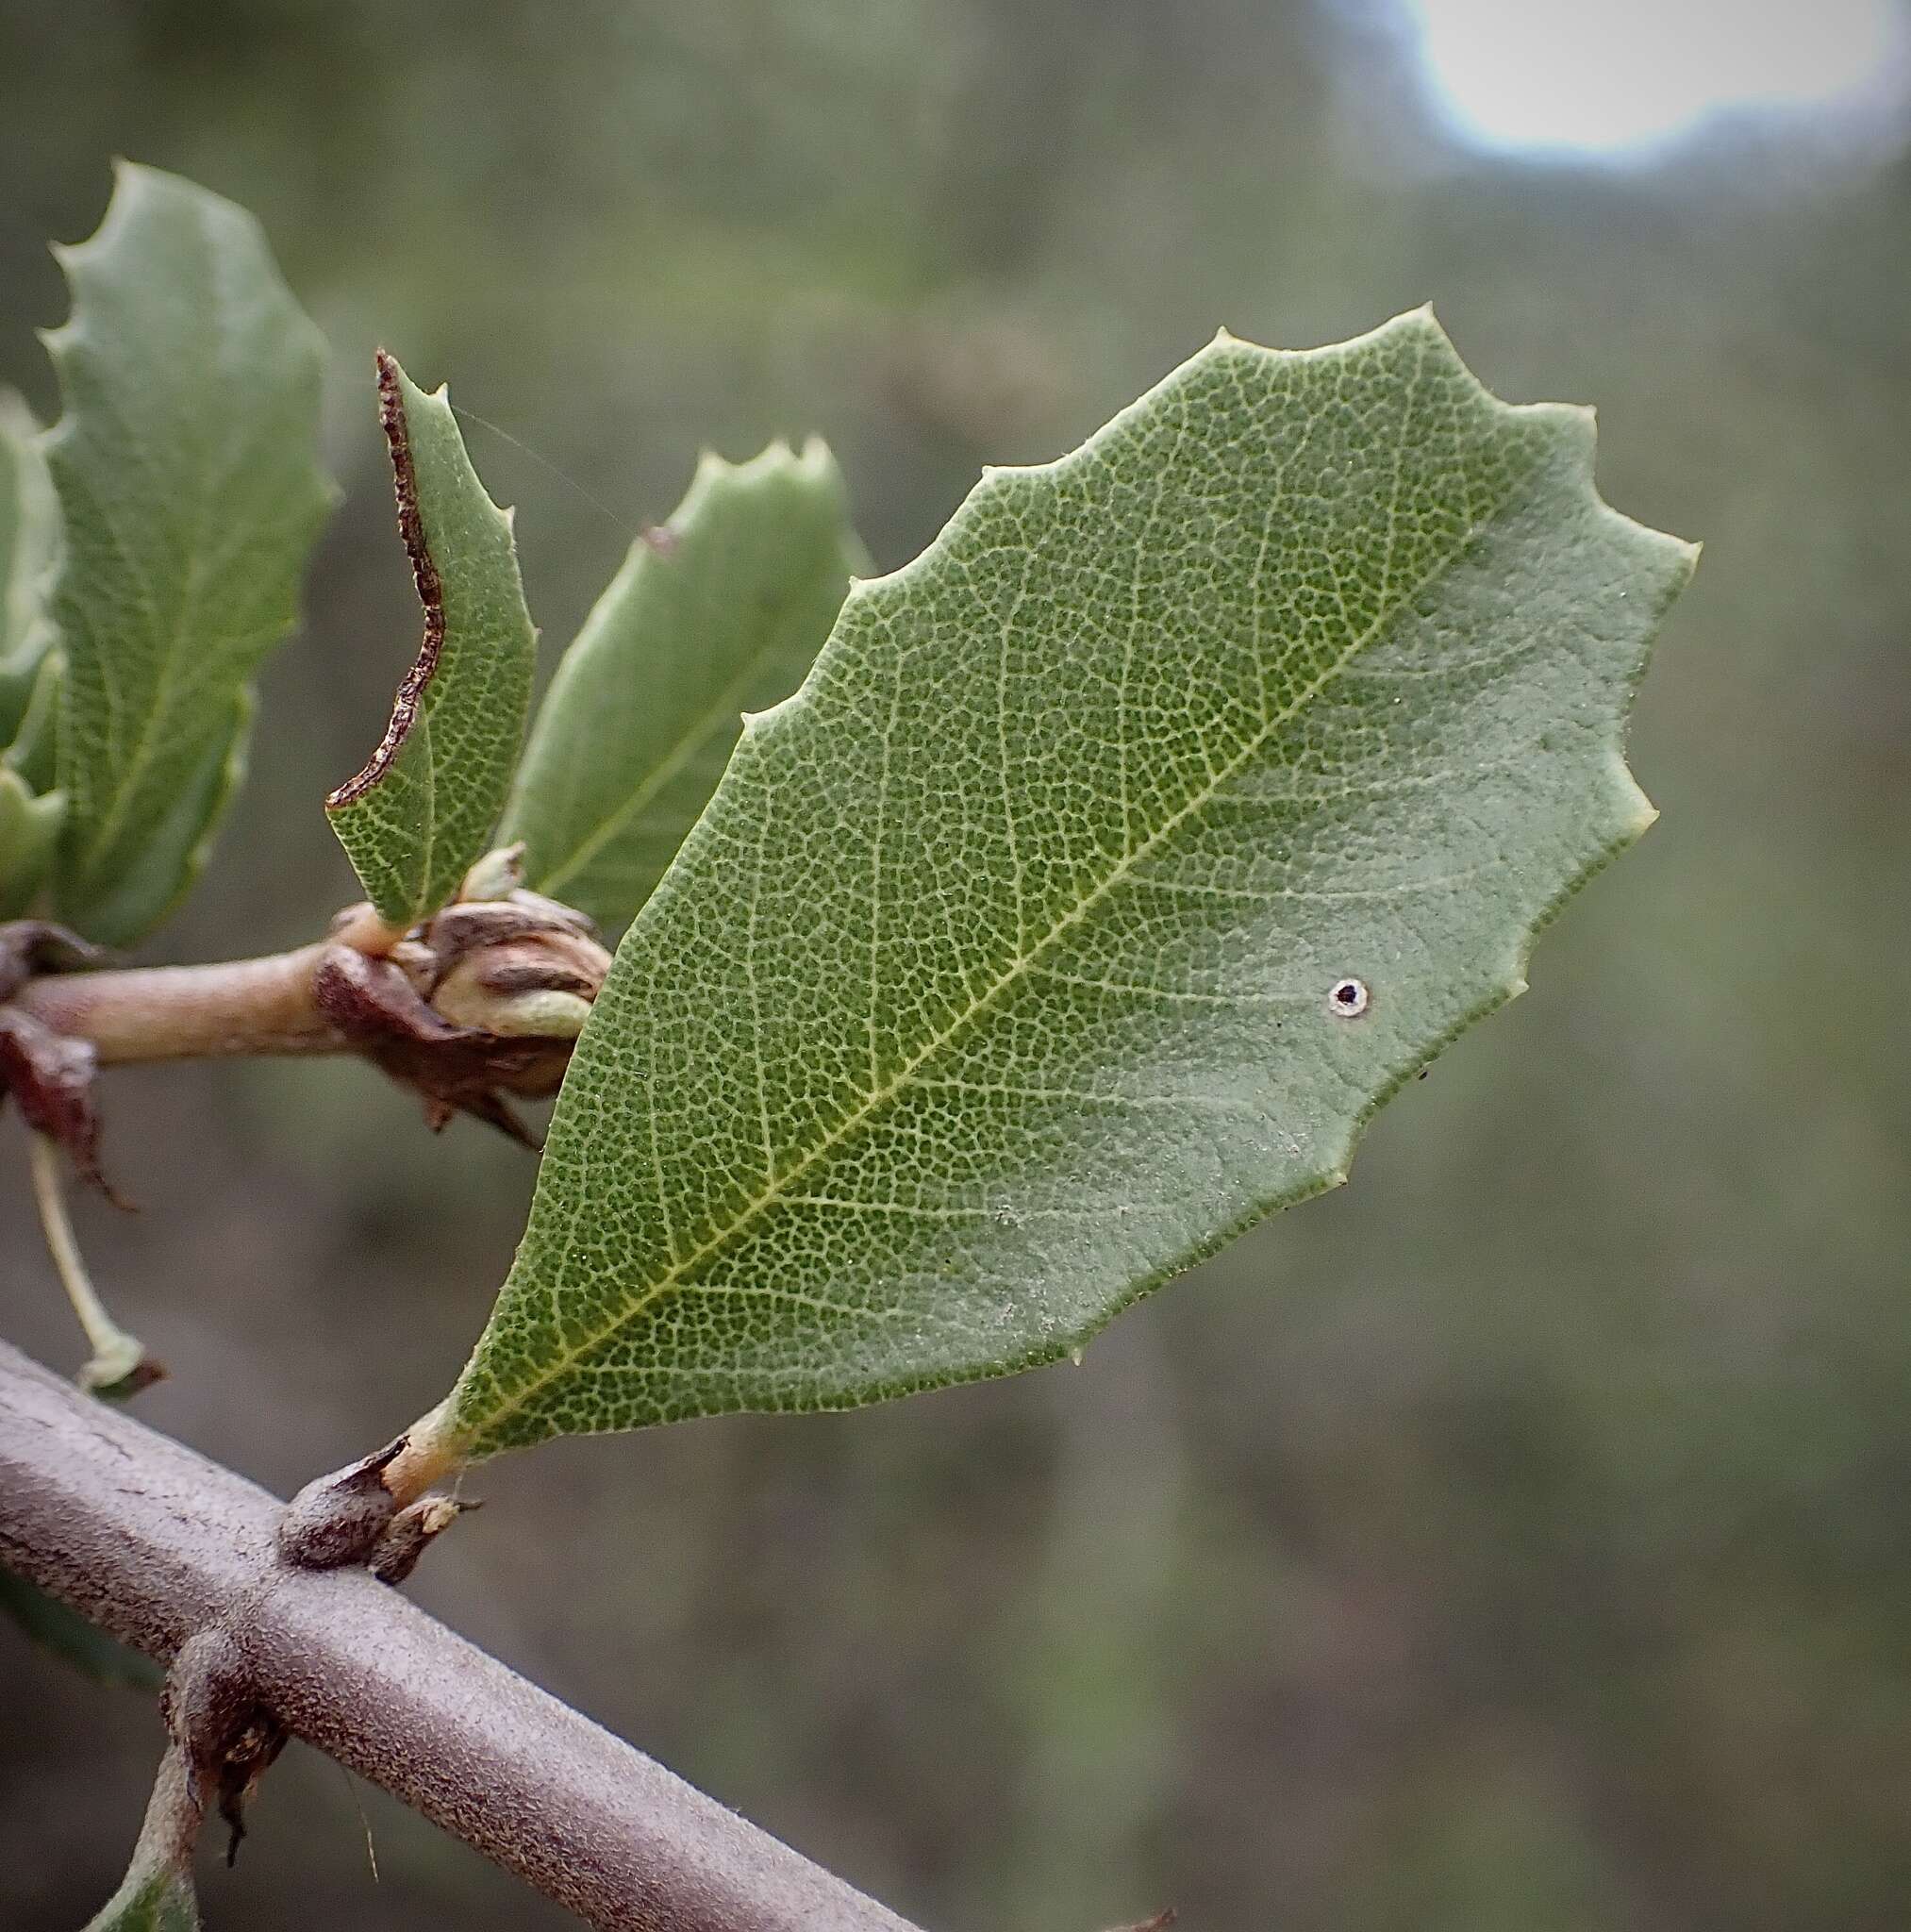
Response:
[1398,0,1911,159]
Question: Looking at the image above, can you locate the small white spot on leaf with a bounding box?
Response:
[1328,976,1371,1018]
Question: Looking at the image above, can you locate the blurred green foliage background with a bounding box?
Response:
[2,3,1907,1927]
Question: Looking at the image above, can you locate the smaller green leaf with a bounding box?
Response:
[0,1566,161,1693]
[46,162,333,947]
[327,353,538,929]
[82,1747,201,1931]
[5,645,64,793]
[500,440,861,930]
[82,1869,200,1932]
[0,768,65,917]
[67,691,251,949]
[0,389,60,741]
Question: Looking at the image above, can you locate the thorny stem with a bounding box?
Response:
[27,1129,156,1394]
[0,1341,924,1932]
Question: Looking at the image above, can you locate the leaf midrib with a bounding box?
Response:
[461,452,1525,1444]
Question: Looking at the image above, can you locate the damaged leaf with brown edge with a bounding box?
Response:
[387,310,1695,1482]
[326,354,538,932]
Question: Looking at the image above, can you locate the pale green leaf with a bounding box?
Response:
[82,1749,200,1932]
[499,440,860,930]
[58,689,251,948]
[0,389,59,741]
[45,161,332,947]
[4,644,63,793]
[0,1566,161,1693]
[0,768,65,918]
[430,311,1695,1460]
[82,1869,200,1932]
[326,354,537,929]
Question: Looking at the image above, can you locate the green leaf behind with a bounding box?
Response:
[45,162,332,946]
[433,312,1695,1459]
[0,389,60,738]
[82,1869,200,1932]
[0,1566,161,1693]
[326,354,537,928]
[4,644,63,794]
[81,1747,201,1932]
[500,440,860,930]
[0,768,65,918]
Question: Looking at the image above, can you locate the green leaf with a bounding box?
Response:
[4,644,64,794]
[499,440,860,930]
[0,389,60,741]
[426,311,1695,1462]
[45,161,332,947]
[82,1749,201,1932]
[0,1566,161,1693]
[326,353,537,929]
[0,767,65,918]
[82,1869,200,1932]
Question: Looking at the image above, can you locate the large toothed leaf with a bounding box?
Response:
[500,440,860,931]
[426,312,1694,1461]
[326,354,537,929]
[45,162,332,946]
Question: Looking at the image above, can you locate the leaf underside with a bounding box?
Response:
[440,310,1694,1459]
[46,161,331,947]
[327,354,537,929]
[501,439,860,932]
